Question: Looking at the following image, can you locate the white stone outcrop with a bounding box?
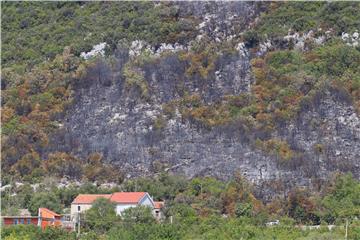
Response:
[80,42,107,59]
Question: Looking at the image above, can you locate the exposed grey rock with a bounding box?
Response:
[47,2,359,197]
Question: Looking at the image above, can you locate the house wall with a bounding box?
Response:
[3,218,14,225]
[70,203,93,220]
[1,217,38,226]
[39,210,61,229]
[115,204,137,215]
[115,195,154,215]
[152,208,164,221]
[139,195,154,207]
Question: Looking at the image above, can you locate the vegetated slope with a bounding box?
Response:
[1,2,360,196]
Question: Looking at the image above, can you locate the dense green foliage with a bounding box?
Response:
[256,2,360,38]
[1,225,76,240]
[321,174,360,221]
[2,174,360,239]
[3,221,359,240]
[2,2,196,70]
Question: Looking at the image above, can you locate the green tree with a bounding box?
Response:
[322,174,360,222]
[28,192,62,215]
[122,205,155,224]
[83,198,119,234]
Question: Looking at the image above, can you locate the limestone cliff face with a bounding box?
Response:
[48,2,360,195]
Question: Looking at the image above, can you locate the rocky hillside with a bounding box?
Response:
[2,2,360,195]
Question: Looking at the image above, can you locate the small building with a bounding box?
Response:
[153,201,165,220]
[1,208,38,226]
[1,208,65,229]
[38,208,62,230]
[1,216,38,226]
[71,192,163,221]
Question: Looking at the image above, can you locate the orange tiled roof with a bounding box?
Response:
[39,208,61,217]
[72,194,111,204]
[154,201,164,209]
[109,192,147,204]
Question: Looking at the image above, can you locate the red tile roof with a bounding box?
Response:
[72,192,150,204]
[72,194,111,204]
[39,208,61,217]
[109,192,147,204]
[154,201,164,209]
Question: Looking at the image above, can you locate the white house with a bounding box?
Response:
[109,192,154,215]
[71,192,164,221]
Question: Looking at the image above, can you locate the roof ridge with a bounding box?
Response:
[72,192,149,204]
[109,192,148,204]
[39,207,60,216]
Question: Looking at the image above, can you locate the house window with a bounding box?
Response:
[20,219,24,224]
[27,219,31,224]
[13,219,18,225]
[78,205,81,212]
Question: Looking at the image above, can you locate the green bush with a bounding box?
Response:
[243,30,260,48]
[1,225,75,240]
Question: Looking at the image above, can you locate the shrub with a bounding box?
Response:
[243,30,260,48]
[235,203,253,218]
[42,152,83,179]
[123,63,149,100]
